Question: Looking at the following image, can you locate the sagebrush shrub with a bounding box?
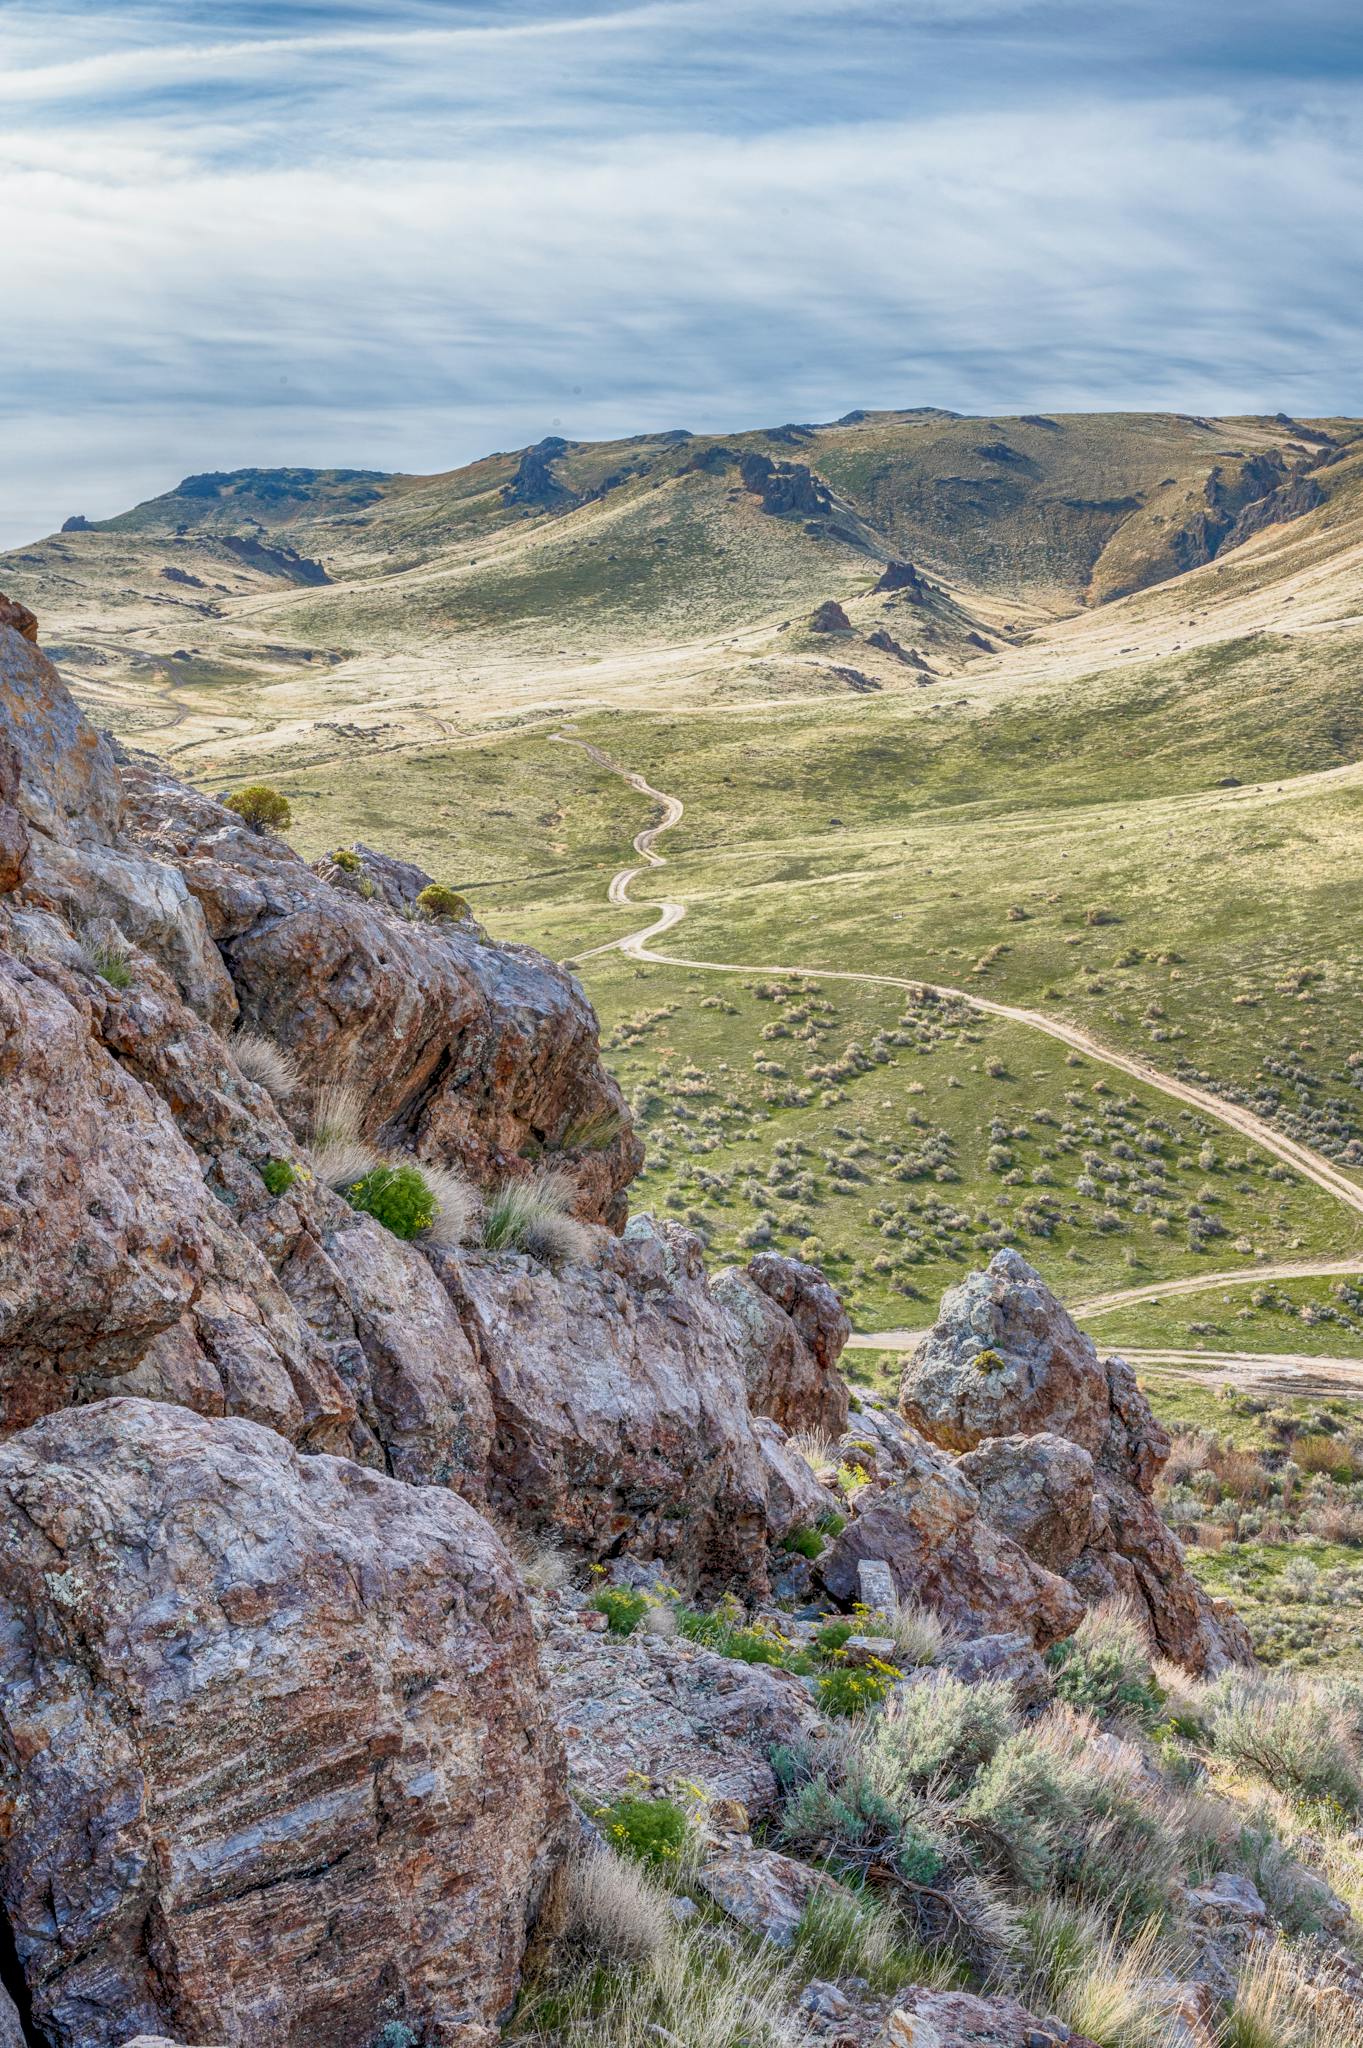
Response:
[225,783,291,833]
[1046,1603,1165,1728]
[344,1164,438,1241]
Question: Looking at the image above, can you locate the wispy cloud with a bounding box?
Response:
[1,0,1360,547]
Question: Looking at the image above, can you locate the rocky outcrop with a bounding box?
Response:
[0,1399,569,2048]
[712,1250,851,1439]
[443,1218,781,1595]
[809,599,853,632]
[901,1250,1254,1671]
[116,747,640,1223]
[0,594,37,643]
[821,1414,1084,1649]
[739,451,834,518]
[502,436,575,510]
[874,560,929,598]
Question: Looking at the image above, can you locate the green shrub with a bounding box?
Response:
[331,846,362,872]
[1045,1605,1166,1728]
[794,1887,955,1995]
[344,1164,437,1241]
[818,1663,895,1717]
[225,783,291,833]
[260,1157,298,1196]
[812,1618,857,1661]
[594,1793,690,1869]
[589,1587,650,1637]
[87,944,133,989]
[1207,1675,1363,1813]
[416,883,470,922]
[876,1674,1015,1788]
[781,1526,824,1560]
[677,1602,810,1670]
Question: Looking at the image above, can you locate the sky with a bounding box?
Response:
[2,0,1362,547]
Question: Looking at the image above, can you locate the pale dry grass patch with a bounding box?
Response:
[419,1161,480,1247]
[482,1169,594,1265]
[230,1028,302,1100]
[565,1848,673,1967]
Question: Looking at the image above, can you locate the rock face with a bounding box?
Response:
[901,1250,1254,1671]
[445,1219,779,1595]
[0,735,29,892]
[0,1400,569,2048]
[117,746,640,1224]
[0,593,37,643]
[821,1414,1084,1649]
[712,1251,851,1439]
[739,451,834,518]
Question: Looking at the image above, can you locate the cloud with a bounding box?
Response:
[1,1,1361,547]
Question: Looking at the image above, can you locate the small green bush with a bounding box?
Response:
[416,883,470,921]
[344,1164,437,1241]
[225,783,291,833]
[331,846,362,872]
[781,1526,824,1560]
[589,1587,650,1637]
[877,1674,1014,1787]
[594,1794,690,1868]
[87,944,132,989]
[818,1663,895,1717]
[1045,1606,1166,1728]
[260,1157,298,1196]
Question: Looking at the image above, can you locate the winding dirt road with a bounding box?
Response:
[557,734,1363,1383]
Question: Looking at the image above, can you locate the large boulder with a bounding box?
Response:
[443,1218,775,1596]
[0,1400,568,2048]
[712,1249,850,1438]
[901,1251,1254,1671]
[957,1431,1095,1573]
[820,1418,1084,1649]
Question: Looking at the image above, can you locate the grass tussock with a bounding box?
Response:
[230,1028,302,1100]
[482,1168,594,1265]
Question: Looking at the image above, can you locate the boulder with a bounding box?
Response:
[957,1431,1095,1572]
[712,1249,851,1437]
[443,1219,773,1595]
[901,1252,1254,1672]
[880,1989,1083,2048]
[874,560,928,598]
[0,1400,568,2048]
[542,1608,825,1821]
[697,1842,839,1947]
[821,1419,1084,1649]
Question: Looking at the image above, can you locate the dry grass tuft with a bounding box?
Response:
[231,1029,302,1100]
[419,1161,480,1247]
[565,1848,674,1968]
[482,1168,595,1265]
[308,1084,381,1190]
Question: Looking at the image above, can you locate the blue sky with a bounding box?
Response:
[2,0,1361,546]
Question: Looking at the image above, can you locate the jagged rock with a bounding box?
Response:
[957,1432,1095,1572]
[219,532,329,585]
[874,560,928,598]
[0,953,219,1414]
[502,436,574,509]
[0,594,37,643]
[752,1414,842,1538]
[60,514,91,532]
[542,1607,825,1820]
[0,1989,23,2048]
[880,1989,1083,2048]
[0,735,28,892]
[821,1417,1084,1649]
[810,599,853,632]
[712,1250,851,1438]
[116,749,640,1224]
[940,1630,1052,1708]
[0,1399,568,2048]
[740,452,834,518]
[697,1841,839,1946]
[442,1219,775,1593]
[901,1251,1254,1671]
[857,1558,899,1611]
[311,840,462,918]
